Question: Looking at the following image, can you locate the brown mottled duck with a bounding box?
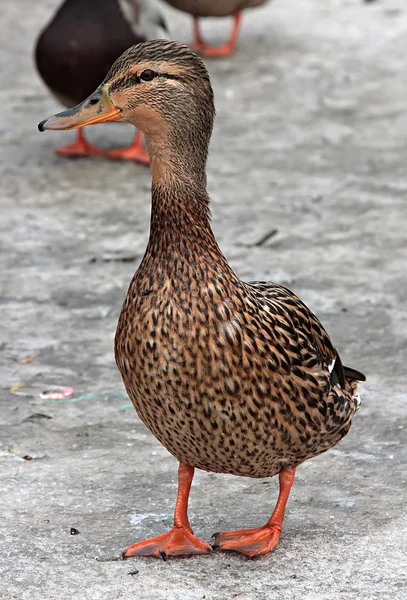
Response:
[38,40,365,559]
[35,0,168,163]
[163,0,269,57]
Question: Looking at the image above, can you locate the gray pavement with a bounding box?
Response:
[1,0,406,598]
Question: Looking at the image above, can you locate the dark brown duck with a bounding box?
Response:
[35,0,167,163]
[38,40,365,559]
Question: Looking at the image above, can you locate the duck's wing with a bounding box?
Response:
[246,281,365,387]
[118,0,169,40]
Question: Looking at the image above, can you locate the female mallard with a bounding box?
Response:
[35,0,168,163]
[163,0,269,57]
[39,40,365,559]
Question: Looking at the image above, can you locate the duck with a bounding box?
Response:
[35,0,168,163]
[163,0,269,57]
[38,40,365,559]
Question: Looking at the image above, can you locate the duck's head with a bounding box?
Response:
[38,40,215,183]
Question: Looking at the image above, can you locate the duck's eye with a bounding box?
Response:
[140,69,155,82]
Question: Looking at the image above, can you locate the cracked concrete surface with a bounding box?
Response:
[1,0,406,598]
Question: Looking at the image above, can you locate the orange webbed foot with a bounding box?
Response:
[56,129,106,158]
[212,469,296,558]
[193,42,237,58]
[212,525,281,558]
[105,131,150,166]
[190,12,242,58]
[123,526,212,559]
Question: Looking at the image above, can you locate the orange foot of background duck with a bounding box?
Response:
[57,129,149,165]
[190,12,242,57]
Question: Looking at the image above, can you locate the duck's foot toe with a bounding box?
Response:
[191,42,236,58]
[105,145,150,165]
[105,134,150,166]
[123,526,213,559]
[56,139,106,158]
[212,525,281,558]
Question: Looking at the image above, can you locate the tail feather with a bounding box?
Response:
[330,353,366,389]
[343,366,366,382]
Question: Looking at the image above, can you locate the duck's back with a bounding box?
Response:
[35,0,156,107]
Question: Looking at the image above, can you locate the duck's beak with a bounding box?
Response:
[38,86,122,132]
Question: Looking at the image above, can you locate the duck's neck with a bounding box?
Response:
[139,152,231,275]
[145,143,210,234]
[139,177,239,290]
[148,177,213,249]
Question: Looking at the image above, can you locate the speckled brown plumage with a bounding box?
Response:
[38,40,365,559]
[115,193,362,478]
[109,42,364,481]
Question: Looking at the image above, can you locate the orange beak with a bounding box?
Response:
[38,86,121,132]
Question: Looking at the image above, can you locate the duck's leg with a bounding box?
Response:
[123,463,212,559]
[190,12,242,58]
[56,129,107,158]
[190,16,207,50]
[104,130,150,166]
[212,469,295,558]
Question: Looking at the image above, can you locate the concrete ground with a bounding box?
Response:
[1,0,406,598]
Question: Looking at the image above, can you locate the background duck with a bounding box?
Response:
[35,0,168,163]
[39,40,365,559]
[163,0,269,56]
